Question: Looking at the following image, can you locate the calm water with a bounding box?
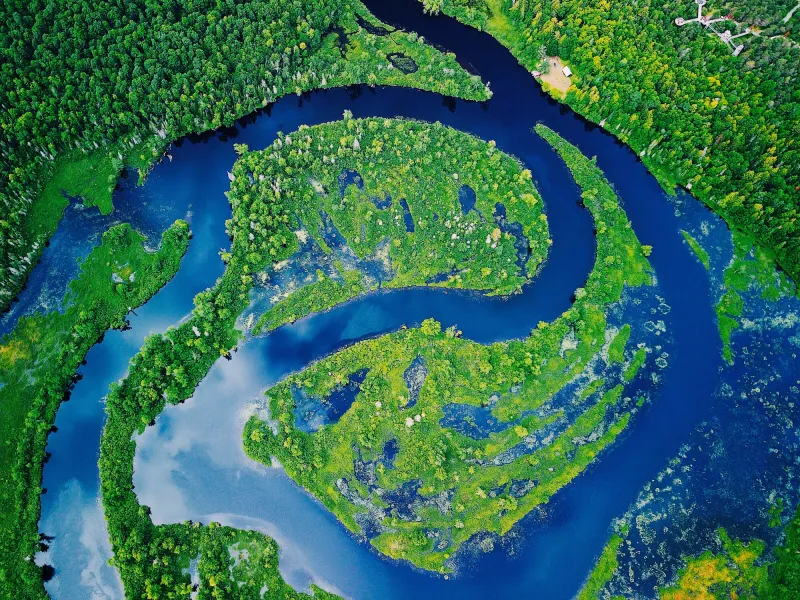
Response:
[29,1,797,598]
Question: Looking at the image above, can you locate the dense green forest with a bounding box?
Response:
[422,0,800,292]
[0,221,190,598]
[0,0,488,316]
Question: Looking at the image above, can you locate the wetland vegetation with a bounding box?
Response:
[92,118,659,594]
[0,221,190,596]
[1,1,797,598]
[242,122,655,571]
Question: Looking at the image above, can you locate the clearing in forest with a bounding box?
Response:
[537,57,573,96]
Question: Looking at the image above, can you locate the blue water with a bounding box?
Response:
[29,0,795,598]
[0,174,188,338]
[293,368,370,433]
[602,194,800,598]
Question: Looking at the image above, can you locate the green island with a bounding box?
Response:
[241,121,654,572]
[92,119,656,595]
[681,230,711,270]
[577,534,625,600]
[245,116,549,335]
[0,0,489,314]
[0,220,190,596]
[0,3,492,595]
[420,0,800,294]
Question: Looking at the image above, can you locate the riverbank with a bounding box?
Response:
[0,221,190,598]
[1,0,490,317]
[414,0,800,289]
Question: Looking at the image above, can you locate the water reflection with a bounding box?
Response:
[33,0,782,597]
[38,480,123,600]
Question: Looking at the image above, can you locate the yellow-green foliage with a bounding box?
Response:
[255,268,370,334]
[578,534,623,600]
[243,124,654,571]
[609,325,631,364]
[659,529,767,600]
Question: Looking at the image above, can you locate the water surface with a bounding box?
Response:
[33,1,781,598]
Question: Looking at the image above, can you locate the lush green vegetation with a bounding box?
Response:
[93,119,654,593]
[241,122,655,571]
[711,230,795,362]
[246,116,549,334]
[577,534,624,600]
[194,526,341,600]
[256,267,371,334]
[583,519,800,600]
[0,220,190,598]
[0,0,490,316]
[659,530,767,600]
[759,505,800,600]
[608,325,632,363]
[681,230,711,270]
[421,0,800,292]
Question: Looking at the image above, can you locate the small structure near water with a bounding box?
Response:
[533,56,573,97]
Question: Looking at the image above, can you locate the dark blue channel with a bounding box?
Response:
[30,0,734,598]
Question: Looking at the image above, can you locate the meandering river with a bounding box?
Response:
[26,1,761,598]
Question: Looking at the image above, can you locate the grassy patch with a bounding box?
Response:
[578,534,623,600]
[608,324,631,364]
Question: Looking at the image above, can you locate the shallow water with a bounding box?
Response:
[30,0,796,598]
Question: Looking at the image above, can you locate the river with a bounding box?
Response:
[28,0,785,598]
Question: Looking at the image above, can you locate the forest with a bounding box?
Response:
[0,0,488,317]
[0,1,494,594]
[422,0,800,296]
